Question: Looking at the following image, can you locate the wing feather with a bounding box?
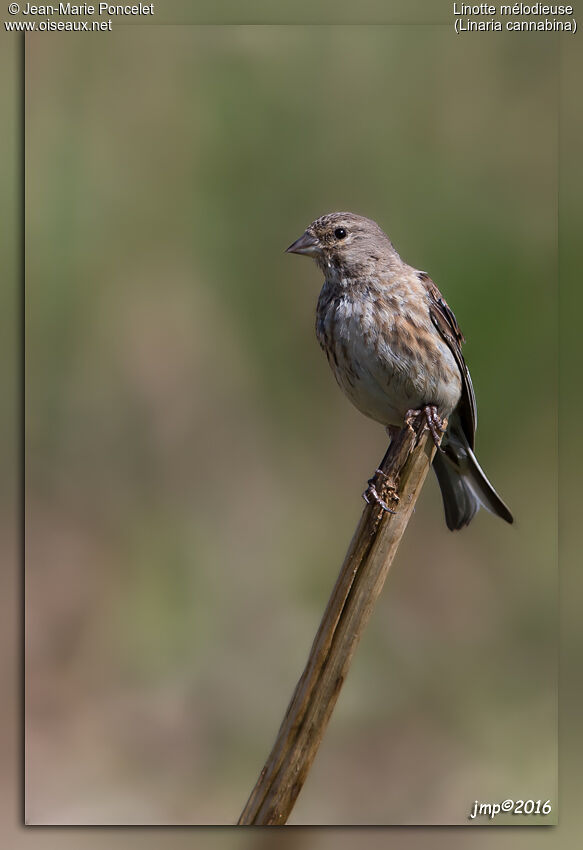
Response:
[418,272,477,449]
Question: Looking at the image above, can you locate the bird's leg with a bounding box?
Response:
[363,449,400,513]
[364,412,440,513]
[363,475,396,514]
[363,423,413,512]
[405,405,446,449]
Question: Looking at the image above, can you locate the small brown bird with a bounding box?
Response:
[286,212,513,530]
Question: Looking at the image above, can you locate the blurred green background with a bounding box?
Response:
[22,22,558,826]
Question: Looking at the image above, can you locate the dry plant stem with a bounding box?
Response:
[238,414,440,825]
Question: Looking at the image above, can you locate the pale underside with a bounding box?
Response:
[316,274,462,428]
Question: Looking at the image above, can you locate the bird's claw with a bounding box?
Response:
[363,469,398,514]
[406,405,446,450]
[363,482,394,514]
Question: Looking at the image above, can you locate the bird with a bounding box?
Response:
[286,211,513,531]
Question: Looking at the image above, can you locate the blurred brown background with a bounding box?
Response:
[17,17,560,828]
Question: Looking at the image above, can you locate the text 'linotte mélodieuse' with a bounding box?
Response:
[453,3,576,33]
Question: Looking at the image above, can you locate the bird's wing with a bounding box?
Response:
[418,272,477,448]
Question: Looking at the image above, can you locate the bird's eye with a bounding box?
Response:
[334,227,347,240]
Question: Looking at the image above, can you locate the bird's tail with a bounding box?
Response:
[432,418,513,531]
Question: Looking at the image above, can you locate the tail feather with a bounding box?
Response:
[433,422,513,531]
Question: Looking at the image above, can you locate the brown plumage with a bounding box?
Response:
[286,211,513,530]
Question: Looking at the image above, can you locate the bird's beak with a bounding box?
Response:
[285,230,320,256]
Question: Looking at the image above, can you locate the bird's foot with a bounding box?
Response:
[405,405,446,449]
[363,468,398,514]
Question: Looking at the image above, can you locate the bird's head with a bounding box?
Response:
[286,212,396,277]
